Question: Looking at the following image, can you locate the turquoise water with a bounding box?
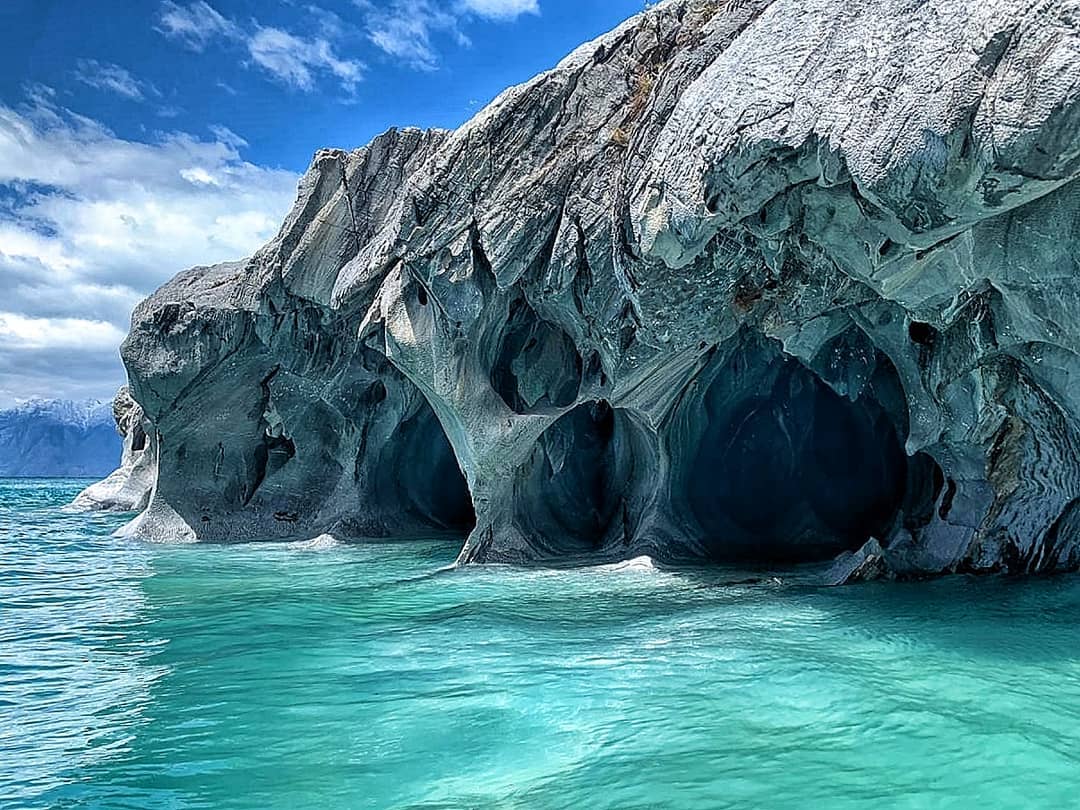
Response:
[4,479,1080,808]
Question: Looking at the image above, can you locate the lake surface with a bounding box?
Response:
[4,478,1080,808]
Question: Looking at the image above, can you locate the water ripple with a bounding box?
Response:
[4,479,1080,808]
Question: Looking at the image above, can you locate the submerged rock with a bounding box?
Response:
[825,539,888,586]
[87,0,1080,577]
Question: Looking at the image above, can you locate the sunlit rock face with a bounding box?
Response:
[70,386,157,512]
[94,0,1080,577]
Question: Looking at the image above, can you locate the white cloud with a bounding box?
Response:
[358,0,538,71]
[0,314,127,352]
[0,93,300,402]
[459,0,539,20]
[247,27,364,92]
[156,0,534,82]
[0,312,132,407]
[208,124,247,148]
[156,0,242,51]
[73,60,157,101]
[303,4,349,39]
[156,2,364,92]
[362,1,464,71]
[179,166,220,185]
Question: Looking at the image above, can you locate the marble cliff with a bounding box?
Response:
[77,0,1080,580]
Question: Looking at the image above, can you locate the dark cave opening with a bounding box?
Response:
[384,399,477,534]
[686,339,941,564]
[513,401,646,555]
[491,297,583,413]
[130,421,148,453]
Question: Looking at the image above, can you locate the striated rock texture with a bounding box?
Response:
[94,0,1080,576]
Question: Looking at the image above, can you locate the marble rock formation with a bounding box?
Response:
[85,0,1080,578]
[71,386,156,512]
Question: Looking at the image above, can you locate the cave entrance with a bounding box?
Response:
[513,401,647,556]
[389,399,477,534]
[350,363,476,537]
[687,337,937,564]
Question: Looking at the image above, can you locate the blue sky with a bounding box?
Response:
[0,0,642,407]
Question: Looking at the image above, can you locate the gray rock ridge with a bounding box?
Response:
[92,0,1080,576]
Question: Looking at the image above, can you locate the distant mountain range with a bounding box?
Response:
[0,399,122,477]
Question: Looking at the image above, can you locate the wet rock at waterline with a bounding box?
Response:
[82,0,1080,578]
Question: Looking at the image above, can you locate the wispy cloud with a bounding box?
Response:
[360,0,465,71]
[156,0,537,85]
[459,0,539,20]
[156,1,365,92]
[156,0,242,51]
[208,124,247,148]
[358,0,539,71]
[302,4,349,39]
[73,59,157,101]
[248,27,364,92]
[0,90,299,403]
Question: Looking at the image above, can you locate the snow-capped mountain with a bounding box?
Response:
[0,399,122,477]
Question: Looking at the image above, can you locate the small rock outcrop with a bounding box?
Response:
[86,0,1080,577]
[70,387,156,512]
[825,538,888,586]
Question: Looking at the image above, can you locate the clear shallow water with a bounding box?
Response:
[4,479,1080,808]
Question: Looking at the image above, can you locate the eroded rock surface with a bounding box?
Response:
[89,0,1080,576]
[71,386,156,512]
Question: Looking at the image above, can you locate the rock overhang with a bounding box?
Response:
[76,0,1080,580]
